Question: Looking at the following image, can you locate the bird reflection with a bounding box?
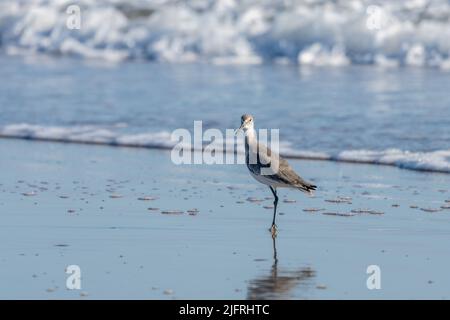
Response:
[246,236,316,300]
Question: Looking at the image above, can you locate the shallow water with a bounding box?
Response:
[0,139,449,299]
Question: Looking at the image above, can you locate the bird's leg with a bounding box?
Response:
[269,186,278,237]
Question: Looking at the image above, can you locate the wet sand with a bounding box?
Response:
[0,139,449,299]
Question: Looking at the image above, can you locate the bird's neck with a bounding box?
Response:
[245,128,258,151]
[246,128,257,140]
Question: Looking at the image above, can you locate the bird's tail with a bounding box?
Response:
[297,183,317,195]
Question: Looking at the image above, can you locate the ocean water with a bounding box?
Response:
[0,54,449,173]
[0,0,449,173]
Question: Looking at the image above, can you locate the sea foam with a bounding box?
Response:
[1,123,449,174]
[1,0,450,68]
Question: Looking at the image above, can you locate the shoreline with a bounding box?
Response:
[1,135,449,175]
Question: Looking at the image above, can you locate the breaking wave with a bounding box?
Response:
[1,123,449,174]
[1,0,450,68]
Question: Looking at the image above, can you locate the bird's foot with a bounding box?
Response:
[269,224,278,238]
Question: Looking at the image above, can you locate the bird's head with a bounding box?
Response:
[235,114,254,135]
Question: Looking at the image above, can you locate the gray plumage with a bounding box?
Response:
[236,114,317,235]
[245,137,317,194]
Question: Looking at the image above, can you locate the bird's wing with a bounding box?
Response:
[257,142,317,192]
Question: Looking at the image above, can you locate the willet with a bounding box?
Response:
[236,114,317,237]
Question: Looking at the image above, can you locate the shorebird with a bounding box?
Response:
[235,114,317,237]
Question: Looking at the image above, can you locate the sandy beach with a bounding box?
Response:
[1,138,449,299]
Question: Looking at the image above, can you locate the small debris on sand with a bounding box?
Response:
[246,197,263,203]
[303,208,325,212]
[161,210,184,215]
[322,212,358,217]
[80,291,89,297]
[316,284,327,289]
[109,194,123,199]
[22,191,37,196]
[187,209,199,215]
[392,204,400,207]
[147,207,159,211]
[420,208,442,213]
[325,197,352,204]
[163,289,174,295]
[58,195,69,199]
[263,205,274,209]
[351,209,384,215]
[283,199,296,203]
[409,205,418,209]
[67,209,76,213]
[137,196,158,201]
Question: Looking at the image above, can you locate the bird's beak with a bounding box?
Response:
[234,123,244,135]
